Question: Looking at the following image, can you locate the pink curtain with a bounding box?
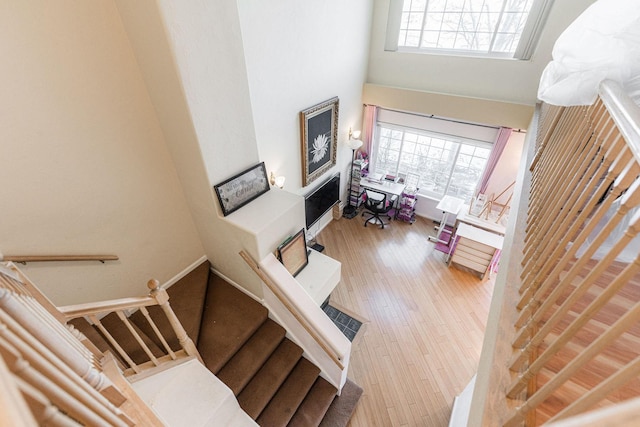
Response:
[477,127,512,195]
[361,105,378,156]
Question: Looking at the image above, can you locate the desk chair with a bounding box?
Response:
[363,189,395,228]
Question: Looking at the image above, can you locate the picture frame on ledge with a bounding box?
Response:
[277,229,309,277]
[300,96,339,187]
[213,162,270,216]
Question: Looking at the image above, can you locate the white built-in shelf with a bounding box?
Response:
[296,249,341,306]
[222,189,305,260]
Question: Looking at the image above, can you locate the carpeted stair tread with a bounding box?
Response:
[319,378,363,427]
[237,338,303,419]
[256,357,321,427]
[197,274,268,374]
[217,319,285,396]
[129,260,210,350]
[288,377,337,427]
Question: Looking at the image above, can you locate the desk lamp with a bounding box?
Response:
[343,129,363,218]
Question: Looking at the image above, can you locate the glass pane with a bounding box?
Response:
[404,30,421,47]
[389,138,402,151]
[422,31,440,48]
[476,147,491,159]
[441,12,462,31]
[457,153,471,166]
[461,11,481,32]
[425,12,444,31]
[428,0,448,12]
[438,31,457,49]
[499,12,526,34]
[400,12,410,28]
[404,132,418,142]
[412,0,427,11]
[460,144,475,155]
[407,12,424,30]
[492,32,517,53]
[454,32,474,50]
[404,140,417,154]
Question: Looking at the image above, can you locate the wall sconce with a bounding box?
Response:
[348,128,361,141]
[270,172,286,189]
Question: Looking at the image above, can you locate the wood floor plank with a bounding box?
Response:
[316,215,495,426]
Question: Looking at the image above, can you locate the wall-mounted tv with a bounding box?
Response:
[305,173,340,229]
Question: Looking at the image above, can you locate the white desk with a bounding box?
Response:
[429,195,465,244]
[448,223,504,279]
[360,178,406,217]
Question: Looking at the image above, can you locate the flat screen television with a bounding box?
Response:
[305,173,340,229]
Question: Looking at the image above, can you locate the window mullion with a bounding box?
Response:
[418,0,430,49]
[488,0,507,54]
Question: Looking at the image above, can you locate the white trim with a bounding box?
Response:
[515,0,555,60]
[384,0,403,51]
[162,255,208,290]
[209,266,262,304]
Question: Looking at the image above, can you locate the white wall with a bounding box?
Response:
[115,0,374,297]
[0,1,205,305]
[237,0,374,205]
[484,131,526,204]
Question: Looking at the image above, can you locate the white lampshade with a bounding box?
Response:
[346,138,363,150]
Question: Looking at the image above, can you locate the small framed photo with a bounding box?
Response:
[277,229,309,277]
[214,162,270,216]
[300,97,339,187]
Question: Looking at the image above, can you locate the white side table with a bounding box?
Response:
[429,195,465,244]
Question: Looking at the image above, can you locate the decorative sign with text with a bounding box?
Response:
[214,162,270,216]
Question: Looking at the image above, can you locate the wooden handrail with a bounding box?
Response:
[59,296,157,319]
[239,250,344,370]
[1,255,119,264]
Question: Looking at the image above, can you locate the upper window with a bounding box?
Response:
[386,0,554,59]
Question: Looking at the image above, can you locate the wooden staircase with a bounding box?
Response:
[72,261,345,426]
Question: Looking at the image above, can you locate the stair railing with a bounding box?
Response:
[58,279,202,377]
[467,80,640,426]
[0,262,136,426]
[240,250,351,393]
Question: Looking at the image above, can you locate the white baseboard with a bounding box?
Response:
[209,266,262,304]
[162,255,208,290]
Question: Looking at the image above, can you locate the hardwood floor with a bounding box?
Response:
[315,213,496,426]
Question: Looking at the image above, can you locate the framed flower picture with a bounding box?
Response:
[300,97,339,187]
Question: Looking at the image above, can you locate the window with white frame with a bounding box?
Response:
[373,124,492,201]
[386,0,554,59]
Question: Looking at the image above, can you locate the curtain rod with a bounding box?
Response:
[365,104,523,132]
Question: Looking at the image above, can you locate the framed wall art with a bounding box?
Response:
[213,162,270,216]
[300,96,339,187]
[276,228,309,277]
